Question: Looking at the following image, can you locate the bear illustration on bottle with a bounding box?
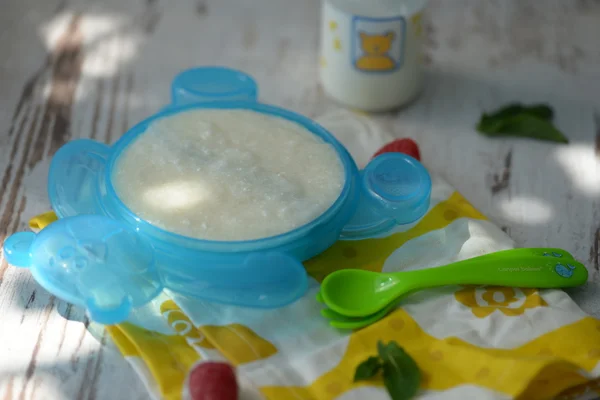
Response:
[355,30,396,71]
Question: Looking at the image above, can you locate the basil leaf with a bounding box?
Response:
[524,104,553,120]
[377,341,421,400]
[480,103,553,122]
[479,114,568,143]
[476,103,568,143]
[354,356,383,382]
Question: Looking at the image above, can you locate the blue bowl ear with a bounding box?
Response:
[3,231,36,268]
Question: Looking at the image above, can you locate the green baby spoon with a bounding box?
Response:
[320,248,588,318]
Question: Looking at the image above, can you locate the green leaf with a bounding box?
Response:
[354,356,383,382]
[481,103,553,122]
[479,114,569,143]
[524,104,553,120]
[377,341,421,400]
[476,103,568,143]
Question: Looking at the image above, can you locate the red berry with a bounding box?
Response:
[186,361,238,400]
[372,138,421,161]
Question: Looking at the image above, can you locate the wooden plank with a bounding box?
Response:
[0,0,159,399]
[0,0,599,398]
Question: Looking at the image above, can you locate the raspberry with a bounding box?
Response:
[372,138,421,161]
[186,361,238,400]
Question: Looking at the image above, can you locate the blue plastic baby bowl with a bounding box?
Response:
[3,66,432,325]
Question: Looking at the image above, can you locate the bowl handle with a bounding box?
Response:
[48,139,111,218]
[340,153,432,240]
[170,66,259,106]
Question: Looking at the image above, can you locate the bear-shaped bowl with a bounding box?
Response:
[3,67,432,324]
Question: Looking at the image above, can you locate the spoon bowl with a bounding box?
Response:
[321,269,404,316]
[318,294,399,330]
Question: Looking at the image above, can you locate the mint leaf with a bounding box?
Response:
[479,114,568,143]
[377,341,421,400]
[481,103,553,122]
[478,105,551,133]
[354,356,383,382]
[476,103,568,143]
[522,104,553,120]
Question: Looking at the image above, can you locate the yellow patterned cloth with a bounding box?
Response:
[28,111,600,400]
[30,179,600,400]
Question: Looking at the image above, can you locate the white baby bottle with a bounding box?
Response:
[319,0,428,112]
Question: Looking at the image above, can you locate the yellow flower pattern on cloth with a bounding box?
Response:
[455,286,548,318]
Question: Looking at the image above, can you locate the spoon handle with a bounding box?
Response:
[397,254,588,292]
[458,248,575,262]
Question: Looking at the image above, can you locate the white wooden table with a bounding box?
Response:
[1,0,599,398]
